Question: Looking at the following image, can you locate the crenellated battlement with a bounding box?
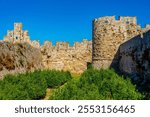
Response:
[42,39,92,51]
[119,16,137,24]
[3,23,92,51]
[93,16,137,25]
[93,16,115,24]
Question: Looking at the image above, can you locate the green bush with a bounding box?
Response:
[0,70,72,100]
[42,70,72,88]
[50,69,143,100]
[49,78,101,100]
[0,72,47,100]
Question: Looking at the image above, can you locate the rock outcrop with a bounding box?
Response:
[0,42,42,79]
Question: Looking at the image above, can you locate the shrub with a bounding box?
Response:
[49,78,101,100]
[0,72,47,100]
[43,70,72,88]
[20,71,47,99]
[0,70,72,100]
[50,69,143,100]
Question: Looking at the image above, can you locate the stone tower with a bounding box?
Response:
[4,23,30,43]
[92,16,142,69]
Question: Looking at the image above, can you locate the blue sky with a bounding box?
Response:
[0,0,150,45]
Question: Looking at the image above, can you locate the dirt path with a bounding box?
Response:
[42,74,81,100]
[43,88,54,100]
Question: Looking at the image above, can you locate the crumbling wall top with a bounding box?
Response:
[93,16,137,25]
[119,16,137,24]
[93,16,115,24]
[56,42,69,50]
[14,23,22,30]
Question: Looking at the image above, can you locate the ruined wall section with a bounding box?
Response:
[41,40,92,74]
[119,16,137,24]
[92,16,142,69]
[2,23,92,74]
[3,23,40,48]
[4,23,30,43]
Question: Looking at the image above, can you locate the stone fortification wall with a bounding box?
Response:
[2,17,150,76]
[92,16,143,69]
[41,40,92,74]
[119,30,150,79]
[2,23,92,74]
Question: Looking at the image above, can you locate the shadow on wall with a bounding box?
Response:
[110,33,143,75]
[111,29,150,99]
